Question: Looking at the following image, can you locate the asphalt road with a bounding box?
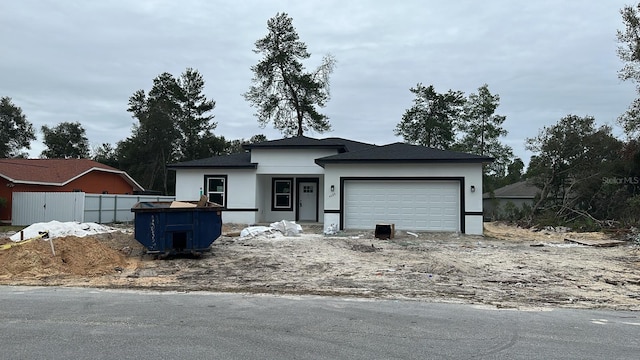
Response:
[0,286,638,360]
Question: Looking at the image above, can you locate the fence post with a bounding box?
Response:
[98,195,102,224]
[114,195,118,223]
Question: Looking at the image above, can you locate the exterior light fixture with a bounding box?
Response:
[470,185,476,192]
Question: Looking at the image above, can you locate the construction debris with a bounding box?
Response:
[564,238,627,247]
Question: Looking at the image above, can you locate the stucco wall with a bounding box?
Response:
[174,168,257,224]
[251,149,335,174]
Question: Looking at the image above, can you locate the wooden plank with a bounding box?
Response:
[564,238,626,247]
[196,195,208,207]
[169,201,197,208]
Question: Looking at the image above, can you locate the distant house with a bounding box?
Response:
[0,158,143,223]
[168,136,493,235]
[482,180,540,220]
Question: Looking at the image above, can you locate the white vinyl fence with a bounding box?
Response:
[11,192,175,226]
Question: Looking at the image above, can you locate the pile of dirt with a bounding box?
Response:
[0,236,131,279]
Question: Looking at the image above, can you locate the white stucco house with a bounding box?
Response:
[167,136,493,235]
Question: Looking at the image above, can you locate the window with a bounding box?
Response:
[206,176,226,206]
[272,178,293,211]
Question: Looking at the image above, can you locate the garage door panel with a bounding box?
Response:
[344,180,460,231]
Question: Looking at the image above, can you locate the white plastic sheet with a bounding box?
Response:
[269,220,302,236]
[240,226,277,238]
[239,220,303,238]
[9,220,117,242]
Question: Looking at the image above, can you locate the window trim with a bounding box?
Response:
[271,177,293,211]
[204,175,227,207]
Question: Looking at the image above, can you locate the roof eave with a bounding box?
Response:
[167,164,258,170]
[1,167,145,191]
[243,144,347,151]
[315,158,493,166]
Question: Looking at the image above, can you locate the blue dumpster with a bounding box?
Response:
[131,201,223,255]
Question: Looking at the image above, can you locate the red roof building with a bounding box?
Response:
[0,158,144,223]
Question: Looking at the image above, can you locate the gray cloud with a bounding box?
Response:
[0,0,636,164]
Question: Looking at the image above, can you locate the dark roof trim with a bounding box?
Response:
[166,152,257,170]
[167,163,257,170]
[242,136,376,153]
[314,142,494,167]
[246,144,347,150]
[315,158,491,167]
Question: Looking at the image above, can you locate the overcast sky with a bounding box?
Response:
[1,0,637,165]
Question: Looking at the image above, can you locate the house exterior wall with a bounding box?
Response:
[255,174,324,223]
[174,168,257,224]
[322,163,484,235]
[0,172,135,223]
[251,149,336,174]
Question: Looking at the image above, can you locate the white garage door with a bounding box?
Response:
[344,180,460,231]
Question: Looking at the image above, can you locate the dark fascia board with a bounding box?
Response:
[243,143,348,151]
[167,163,257,170]
[166,152,257,170]
[315,157,494,167]
[241,136,377,152]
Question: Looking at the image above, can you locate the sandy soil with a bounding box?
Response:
[1,222,639,310]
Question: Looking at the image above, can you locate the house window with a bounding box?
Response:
[205,176,226,206]
[272,178,293,211]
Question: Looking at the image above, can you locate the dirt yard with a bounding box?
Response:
[1,222,639,310]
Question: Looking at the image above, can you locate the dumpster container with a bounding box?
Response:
[131,200,223,255]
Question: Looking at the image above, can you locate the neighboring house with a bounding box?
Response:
[168,136,492,235]
[482,180,540,220]
[0,158,144,223]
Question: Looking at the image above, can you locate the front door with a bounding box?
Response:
[298,181,317,221]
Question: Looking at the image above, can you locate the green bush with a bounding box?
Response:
[0,196,6,209]
[492,201,531,223]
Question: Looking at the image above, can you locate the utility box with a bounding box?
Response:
[375,223,395,240]
[131,200,222,255]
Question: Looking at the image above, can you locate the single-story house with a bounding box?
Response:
[0,158,144,223]
[482,180,540,220]
[168,136,493,235]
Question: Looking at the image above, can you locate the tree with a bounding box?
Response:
[91,143,118,168]
[0,96,36,158]
[120,69,217,193]
[617,4,640,136]
[176,68,217,161]
[226,134,268,154]
[394,84,465,149]
[123,73,182,192]
[525,115,623,227]
[41,121,90,158]
[244,12,336,137]
[453,84,514,190]
[503,158,525,185]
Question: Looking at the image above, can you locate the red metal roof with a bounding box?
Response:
[0,158,143,190]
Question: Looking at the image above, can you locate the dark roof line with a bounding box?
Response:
[315,142,494,166]
[242,136,377,153]
[167,152,257,169]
